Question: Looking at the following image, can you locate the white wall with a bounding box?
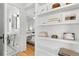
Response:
[26,17,34,26]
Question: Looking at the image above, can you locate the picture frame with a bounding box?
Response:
[63,32,75,41]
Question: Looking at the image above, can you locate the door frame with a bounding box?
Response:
[4,3,8,56]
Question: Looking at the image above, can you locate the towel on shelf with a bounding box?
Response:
[58,48,79,56]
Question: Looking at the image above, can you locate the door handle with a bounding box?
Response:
[0,34,4,43]
[0,36,3,39]
[0,34,4,39]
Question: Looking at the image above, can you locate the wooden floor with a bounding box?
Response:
[16,44,35,56]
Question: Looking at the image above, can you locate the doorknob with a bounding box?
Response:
[0,34,4,43]
[0,34,4,39]
[0,36,3,39]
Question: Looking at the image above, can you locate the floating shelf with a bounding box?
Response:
[38,21,79,26]
[36,37,79,45]
[37,4,79,16]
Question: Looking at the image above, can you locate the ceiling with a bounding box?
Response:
[9,3,46,17]
[9,3,35,17]
[8,3,47,24]
[9,3,34,10]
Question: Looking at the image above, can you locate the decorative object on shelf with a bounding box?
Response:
[58,48,79,56]
[66,3,71,5]
[65,15,76,21]
[38,32,48,37]
[63,32,75,40]
[52,3,60,9]
[48,13,61,23]
[48,17,60,23]
[51,35,58,39]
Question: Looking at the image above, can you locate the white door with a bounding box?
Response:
[0,3,5,56]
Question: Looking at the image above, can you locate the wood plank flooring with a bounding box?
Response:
[16,44,35,56]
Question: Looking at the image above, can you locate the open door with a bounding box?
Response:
[0,3,5,56]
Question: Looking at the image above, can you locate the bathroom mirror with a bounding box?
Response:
[8,13,20,32]
[12,13,19,29]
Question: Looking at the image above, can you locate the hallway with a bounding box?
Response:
[16,44,35,56]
